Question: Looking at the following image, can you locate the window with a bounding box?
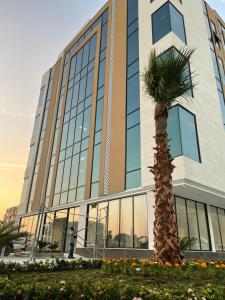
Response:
[167,106,201,162]
[86,194,148,249]
[210,206,225,251]
[152,2,186,44]
[126,0,141,190]
[175,196,210,251]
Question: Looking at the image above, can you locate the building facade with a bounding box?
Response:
[4,206,18,223]
[18,0,225,256]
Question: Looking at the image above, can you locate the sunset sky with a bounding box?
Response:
[0,0,224,220]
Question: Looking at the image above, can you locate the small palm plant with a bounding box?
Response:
[143,48,195,265]
[0,221,28,252]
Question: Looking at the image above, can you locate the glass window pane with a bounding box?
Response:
[210,206,222,251]
[134,195,148,248]
[179,107,200,161]
[75,48,83,74]
[127,60,139,79]
[127,30,139,66]
[68,189,76,204]
[126,125,141,172]
[97,202,108,247]
[77,150,88,187]
[127,73,140,114]
[152,2,171,44]
[61,158,72,192]
[82,42,90,69]
[101,23,108,51]
[126,169,141,190]
[98,60,106,88]
[127,109,140,129]
[86,70,94,97]
[95,99,103,132]
[87,205,97,246]
[120,197,133,247]
[74,113,84,143]
[107,200,120,248]
[167,106,182,157]
[89,34,97,62]
[65,88,73,113]
[82,107,91,139]
[54,161,64,194]
[76,186,85,202]
[127,0,138,25]
[92,144,101,183]
[79,76,87,103]
[69,154,79,190]
[169,3,186,43]
[218,209,225,250]
[71,82,79,108]
[196,203,210,251]
[60,123,69,150]
[67,118,76,147]
[91,182,99,198]
[186,200,200,250]
[175,197,189,241]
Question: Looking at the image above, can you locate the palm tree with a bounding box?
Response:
[0,221,28,254]
[143,48,195,265]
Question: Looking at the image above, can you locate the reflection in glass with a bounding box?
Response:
[176,197,189,240]
[107,200,120,248]
[120,197,133,248]
[134,195,148,248]
[186,201,200,250]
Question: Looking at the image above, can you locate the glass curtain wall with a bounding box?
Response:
[126,0,141,190]
[86,194,148,249]
[45,9,108,208]
[27,67,55,212]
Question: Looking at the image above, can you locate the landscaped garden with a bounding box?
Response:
[1,258,225,299]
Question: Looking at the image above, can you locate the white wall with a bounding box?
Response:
[139,0,225,201]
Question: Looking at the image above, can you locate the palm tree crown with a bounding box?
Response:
[143,48,195,106]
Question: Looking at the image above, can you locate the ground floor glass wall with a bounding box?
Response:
[86,194,148,249]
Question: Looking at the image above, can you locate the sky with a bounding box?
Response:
[0,0,224,220]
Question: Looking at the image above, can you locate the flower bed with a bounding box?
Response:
[0,258,225,299]
[0,277,224,300]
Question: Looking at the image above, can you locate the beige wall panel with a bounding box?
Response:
[108,0,127,194]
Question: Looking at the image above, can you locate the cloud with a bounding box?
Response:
[0,109,34,118]
[0,163,26,169]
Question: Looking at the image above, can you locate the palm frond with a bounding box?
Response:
[143,47,196,107]
[179,236,197,250]
[0,221,29,248]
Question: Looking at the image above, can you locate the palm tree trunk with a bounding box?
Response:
[150,102,183,265]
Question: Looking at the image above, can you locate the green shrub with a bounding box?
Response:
[0,258,103,275]
[0,278,225,300]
